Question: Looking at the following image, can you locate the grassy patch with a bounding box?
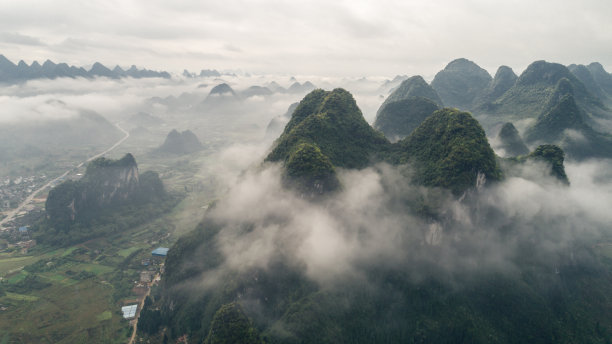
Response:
[0,256,37,276]
[78,263,114,275]
[4,292,39,302]
[61,246,79,257]
[0,279,125,343]
[117,246,142,258]
[6,270,29,283]
[96,310,112,322]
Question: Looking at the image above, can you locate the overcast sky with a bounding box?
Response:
[0,0,611,77]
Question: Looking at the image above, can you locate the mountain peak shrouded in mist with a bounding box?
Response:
[496,122,529,157]
[568,64,608,101]
[525,82,584,143]
[527,144,569,184]
[268,89,507,196]
[382,75,443,107]
[0,55,170,83]
[209,83,236,97]
[288,81,316,94]
[157,129,203,155]
[587,62,612,97]
[241,85,273,98]
[265,102,299,138]
[431,58,492,110]
[523,84,612,160]
[200,69,221,77]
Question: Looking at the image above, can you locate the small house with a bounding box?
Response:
[121,304,138,319]
[151,247,169,257]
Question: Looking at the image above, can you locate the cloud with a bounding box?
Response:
[0,32,45,46]
[179,149,612,290]
[0,0,611,76]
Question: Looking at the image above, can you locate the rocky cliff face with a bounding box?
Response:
[81,153,140,207]
[46,153,161,226]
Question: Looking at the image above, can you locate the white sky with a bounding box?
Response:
[0,0,611,77]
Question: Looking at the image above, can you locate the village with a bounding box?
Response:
[0,175,49,213]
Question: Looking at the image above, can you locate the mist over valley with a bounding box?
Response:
[1,1,612,342]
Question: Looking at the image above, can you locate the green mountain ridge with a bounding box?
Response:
[374,75,443,141]
[394,108,502,195]
[482,60,607,120]
[475,65,517,108]
[380,75,443,108]
[523,81,612,160]
[587,62,612,98]
[525,94,588,143]
[373,96,440,141]
[431,58,492,110]
[569,64,608,102]
[268,88,509,196]
[266,88,390,169]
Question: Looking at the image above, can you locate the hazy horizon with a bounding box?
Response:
[1,0,611,78]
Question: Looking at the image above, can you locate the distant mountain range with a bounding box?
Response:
[0,54,171,83]
[371,58,612,161]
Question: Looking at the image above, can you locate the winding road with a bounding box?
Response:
[0,123,129,229]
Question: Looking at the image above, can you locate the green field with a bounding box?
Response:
[4,292,39,302]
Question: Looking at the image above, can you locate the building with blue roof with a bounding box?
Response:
[152,247,169,257]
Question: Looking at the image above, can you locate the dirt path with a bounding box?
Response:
[128,272,159,344]
[0,123,129,229]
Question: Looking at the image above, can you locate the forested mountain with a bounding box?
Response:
[586,62,612,98]
[393,108,502,195]
[373,96,440,141]
[265,88,390,170]
[374,76,443,141]
[480,60,607,119]
[522,79,612,160]
[475,66,517,107]
[380,75,443,108]
[141,86,606,344]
